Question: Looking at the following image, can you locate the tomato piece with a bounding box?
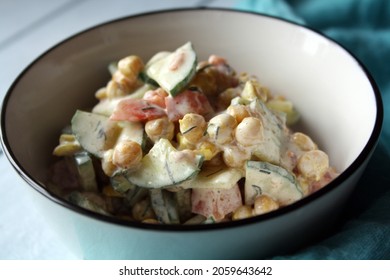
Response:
[191,184,242,221]
[110,99,166,122]
[165,90,214,121]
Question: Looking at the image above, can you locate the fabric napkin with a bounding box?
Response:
[236,0,390,259]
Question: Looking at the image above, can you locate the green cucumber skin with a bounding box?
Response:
[143,42,197,97]
[74,152,98,192]
[125,139,203,189]
[245,161,303,206]
[71,110,110,158]
[150,189,180,224]
[168,58,197,97]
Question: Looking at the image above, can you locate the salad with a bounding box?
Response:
[50,42,338,224]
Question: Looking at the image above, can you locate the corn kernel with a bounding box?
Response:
[241,80,268,102]
[196,140,220,161]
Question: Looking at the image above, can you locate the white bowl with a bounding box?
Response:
[0,8,383,259]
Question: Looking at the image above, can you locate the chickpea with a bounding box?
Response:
[112,140,142,170]
[232,205,253,221]
[101,149,117,176]
[207,113,237,145]
[253,195,279,216]
[145,117,175,143]
[222,145,250,168]
[106,80,126,99]
[179,113,207,144]
[297,150,329,181]
[235,117,264,146]
[112,71,135,93]
[226,104,250,123]
[117,55,144,82]
[292,132,317,151]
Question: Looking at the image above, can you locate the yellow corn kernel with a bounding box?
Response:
[207,113,237,145]
[232,205,253,220]
[53,134,82,156]
[226,104,251,124]
[235,117,264,146]
[196,140,220,161]
[112,140,142,170]
[102,185,125,198]
[253,195,279,216]
[266,97,300,125]
[292,132,318,151]
[297,150,329,181]
[145,117,175,143]
[179,113,207,144]
[241,80,268,102]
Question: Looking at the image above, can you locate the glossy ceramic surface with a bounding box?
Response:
[0,8,383,259]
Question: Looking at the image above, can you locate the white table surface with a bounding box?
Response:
[0,0,236,260]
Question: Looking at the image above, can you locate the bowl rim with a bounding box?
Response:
[0,7,384,232]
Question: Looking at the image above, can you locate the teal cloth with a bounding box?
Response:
[236,0,390,259]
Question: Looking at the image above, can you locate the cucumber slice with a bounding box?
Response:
[71,110,119,158]
[249,99,286,164]
[244,161,303,206]
[124,185,149,208]
[68,191,109,215]
[110,173,136,194]
[145,42,197,96]
[126,138,203,188]
[73,151,98,192]
[174,189,192,222]
[150,189,180,224]
[181,166,243,189]
[139,51,171,87]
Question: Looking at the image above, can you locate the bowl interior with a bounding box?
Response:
[1,9,379,203]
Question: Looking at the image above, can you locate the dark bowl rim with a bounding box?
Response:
[0,7,384,232]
